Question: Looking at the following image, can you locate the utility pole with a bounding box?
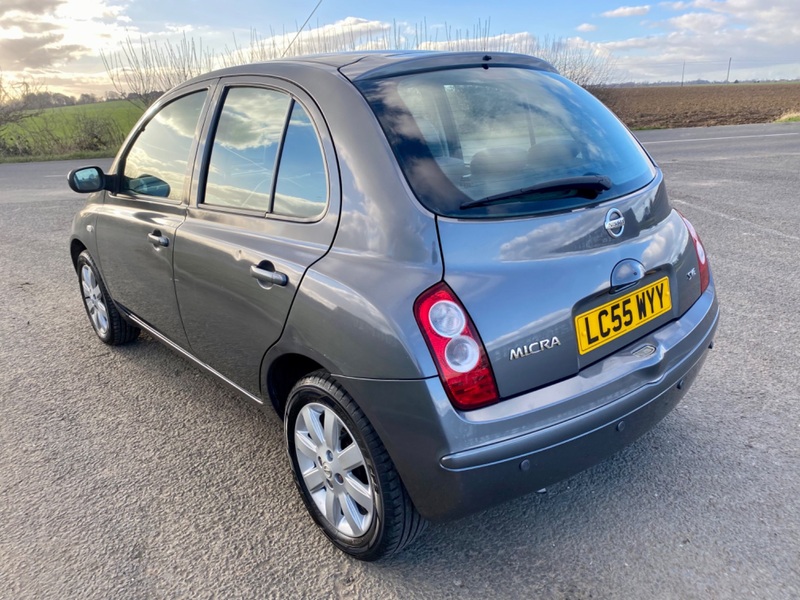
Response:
[681,61,686,87]
[726,57,732,83]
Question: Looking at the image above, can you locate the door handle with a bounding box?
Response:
[250,264,288,287]
[147,231,170,247]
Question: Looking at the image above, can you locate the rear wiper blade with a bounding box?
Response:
[460,175,612,210]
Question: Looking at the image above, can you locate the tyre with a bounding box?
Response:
[285,371,426,560]
[76,250,140,345]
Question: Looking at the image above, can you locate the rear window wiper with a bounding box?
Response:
[460,175,612,210]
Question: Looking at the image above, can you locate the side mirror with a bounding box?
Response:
[67,166,106,193]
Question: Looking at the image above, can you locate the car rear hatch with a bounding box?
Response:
[438,175,703,398]
[353,54,707,400]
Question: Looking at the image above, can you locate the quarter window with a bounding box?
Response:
[273,102,327,219]
[122,91,207,200]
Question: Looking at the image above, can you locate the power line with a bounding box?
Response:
[282,0,325,58]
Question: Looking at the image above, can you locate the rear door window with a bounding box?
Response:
[201,86,327,220]
[204,87,291,212]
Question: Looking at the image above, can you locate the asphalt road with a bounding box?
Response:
[2,123,799,599]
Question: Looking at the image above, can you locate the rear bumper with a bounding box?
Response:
[336,284,719,521]
[436,343,709,516]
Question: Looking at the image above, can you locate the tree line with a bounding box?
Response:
[21,91,101,109]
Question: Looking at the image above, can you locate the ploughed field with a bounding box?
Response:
[596,82,800,129]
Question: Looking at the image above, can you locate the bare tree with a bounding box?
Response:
[528,36,616,90]
[0,75,48,157]
[0,75,40,132]
[419,25,616,89]
[101,33,215,108]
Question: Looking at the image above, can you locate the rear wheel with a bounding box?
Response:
[77,250,139,345]
[285,371,426,560]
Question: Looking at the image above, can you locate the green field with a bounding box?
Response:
[0,100,145,162]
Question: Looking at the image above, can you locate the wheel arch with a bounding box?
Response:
[70,239,88,271]
[264,352,326,419]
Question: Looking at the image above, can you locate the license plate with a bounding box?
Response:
[575,277,671,355]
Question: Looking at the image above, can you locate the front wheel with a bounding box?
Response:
[285,371,426,560]
[76,251,139,345]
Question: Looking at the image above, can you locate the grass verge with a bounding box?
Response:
[0,100,143,163]
[775,112,800,123]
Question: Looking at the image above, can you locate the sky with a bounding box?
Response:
[1,0,799,97]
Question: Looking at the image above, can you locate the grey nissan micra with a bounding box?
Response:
[67,51,719,560]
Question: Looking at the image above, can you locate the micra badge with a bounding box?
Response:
[510,337,561,361]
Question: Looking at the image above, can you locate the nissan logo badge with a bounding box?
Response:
[604,208,625,238]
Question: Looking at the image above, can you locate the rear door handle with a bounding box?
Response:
[250,263,288,287]
[147,231,170,247]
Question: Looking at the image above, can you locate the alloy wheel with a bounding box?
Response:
[293,401,375,537]
[81,264,109,336]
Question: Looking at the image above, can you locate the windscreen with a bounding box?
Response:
[357,67,657,218]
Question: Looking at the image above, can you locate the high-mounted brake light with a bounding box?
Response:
[679,213,710,294]
[414,283,499,410]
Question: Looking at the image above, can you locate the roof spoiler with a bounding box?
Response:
[341,51,558,81]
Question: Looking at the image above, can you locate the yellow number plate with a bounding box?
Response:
[575,277,672,355]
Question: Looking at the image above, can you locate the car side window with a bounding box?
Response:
[121,91,207,200]
[272,102,327,219]
[204,87,291,211]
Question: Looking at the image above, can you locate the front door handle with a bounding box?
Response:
[250,263,288,287]
[147,231,170,247]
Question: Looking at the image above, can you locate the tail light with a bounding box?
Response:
[679,213,710,293]
[414,282,499,410]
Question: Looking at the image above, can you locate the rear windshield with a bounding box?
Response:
[356,67,656,218]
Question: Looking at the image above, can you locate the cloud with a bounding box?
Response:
[577,23,598,32]
[603,30,800,82]
[0,0,64,17]
[692,0,800,43]
[0,15,61,33]
[602,5,652,18]
[0,0,134,90]
[222,17,392,59]
[166,24,196,34]
[0,33,86,69]
[598,0,800,81]
[668,12,729,33]
[602,36,658,51]
[418,30,538,52]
